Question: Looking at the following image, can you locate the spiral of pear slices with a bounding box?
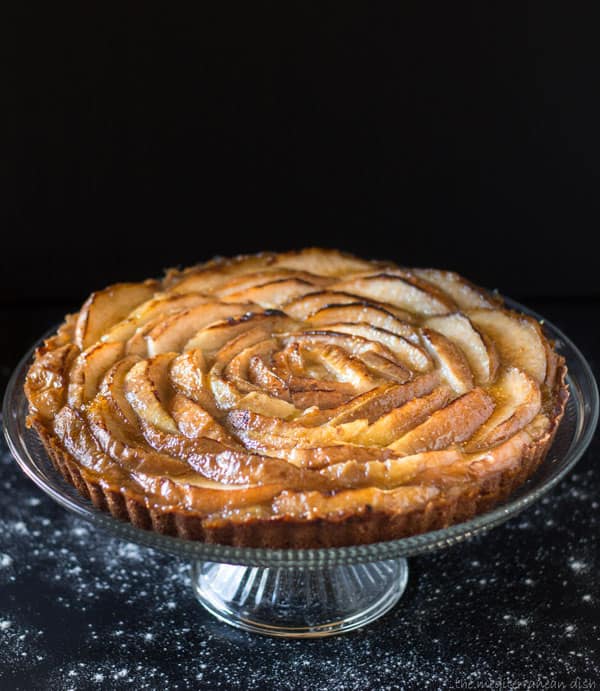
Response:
[25,249,566,544]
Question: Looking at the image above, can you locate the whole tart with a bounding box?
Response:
[25,249,568,548]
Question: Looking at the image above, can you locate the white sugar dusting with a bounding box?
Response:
[1,427,599,688]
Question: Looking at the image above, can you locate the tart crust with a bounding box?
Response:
[30,365,567,548]
[24,249,570,548]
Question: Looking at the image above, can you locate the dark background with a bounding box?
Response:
[3,3,600,306]
[2,7,600,688]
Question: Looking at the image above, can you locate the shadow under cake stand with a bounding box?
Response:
[4,300,598,638]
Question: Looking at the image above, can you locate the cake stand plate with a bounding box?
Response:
[3,299,598,637]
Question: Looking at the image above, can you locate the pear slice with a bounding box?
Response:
[272,247,378,276]
[312,371,441,425]
[464,367,542,451]
[67,341,124,407]
[331,273,455,315]
[74,280,158,349]
[220,278,320,308]
[467,309,548,384]
[184,311,296,355]
[169,349,223,418]
[413,269,498,309]
[209,327,278,409]
[311,323,431,372]
[85,395,191,477]
[283,443,397,469]
[359,351,411,384]
[388,387,494,456]
[25,343,79,420]
[146,302,251,356]
[319,448,462,489]
[421,328,474,394]
[356,385,453,446]
[124,354,179,433]
[164,253,275,294]
[308,303,419,341]
[282,330,408,372]
[214,269,331,297]
[52,405,111,473]
[169,392,241,446]
[425,313,499,384]
[224,339,279,393]
[140,424,310,488]
[102,293,211,344]
[98,355,142,427]
[246,354,291,400]
[283,290,415,321]
[235,391,299,420]
[271,484,440,519]
[132,471,287,516]
[227,408,369,447]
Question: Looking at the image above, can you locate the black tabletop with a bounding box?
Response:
[1,300,598,690]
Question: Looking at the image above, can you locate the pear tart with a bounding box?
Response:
[25,249,568,548]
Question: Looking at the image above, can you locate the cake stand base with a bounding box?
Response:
[190,558,409,637]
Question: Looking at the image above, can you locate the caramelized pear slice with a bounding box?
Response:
[283,290,415,321]
[282,330,407,373]
[103,293,211,343]
[308,303,419,341]
[272,247,378,276]
[214,269,331,297]
[221,278,320,308]
[169,349,211,409]
[67,341,124,407]
[271,484,440,519]
[421,329,474,394]
[413,269,498,309]
[53,405,111,473]
[209,327,277,409]
[311,371,441,425]
[85,396,191,477]
[227,409,369,447]
[464,367,541,451]
[357,386,453,446]
[75,280,158,349]
[331,273,455,315]
[425,313,499,385]
[184,311,296,355]
[25,343,79,419]
[284,443,397,469]
[389,387,494,456]
[146,302,250,356]
[235,391,299,420]
[224,339,278,383]
[141,425,312,488]
[320,448,462,488]
[99,355,141,427]
[312,323,430,372]
[124,354,178,433]
[467,309,548,384]
[170,392,239,444]
[164,254,275,294]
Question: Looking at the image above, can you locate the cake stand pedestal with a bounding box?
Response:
[191,558,408,637]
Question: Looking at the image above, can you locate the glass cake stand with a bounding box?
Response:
[3,299,598,638]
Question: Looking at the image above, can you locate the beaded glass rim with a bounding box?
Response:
[3,297,598,567]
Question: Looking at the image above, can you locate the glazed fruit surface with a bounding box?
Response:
[24,249,568,547]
